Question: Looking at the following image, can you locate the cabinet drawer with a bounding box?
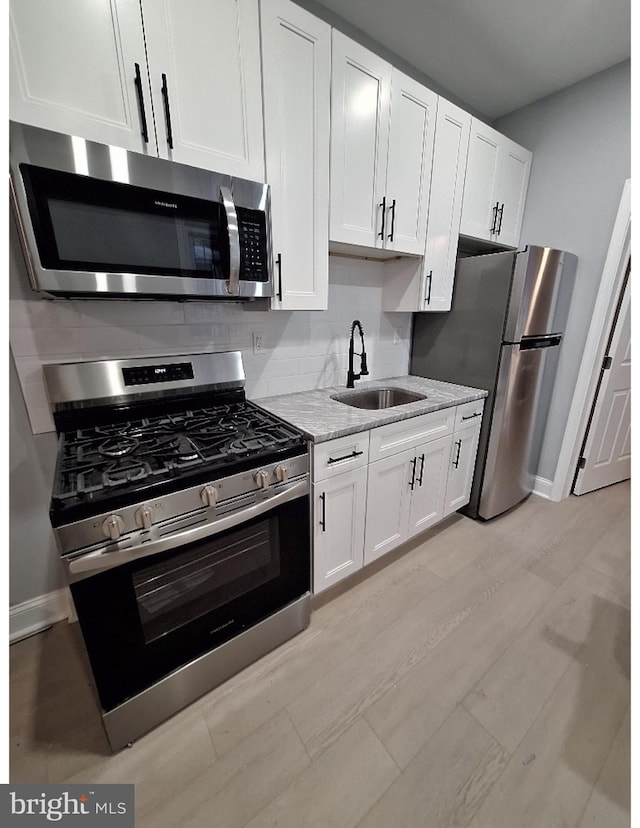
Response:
[455,399,485,431]
[369,408,455,461]
[313,432,370,482]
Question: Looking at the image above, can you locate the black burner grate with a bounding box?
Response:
[51,400,305,510]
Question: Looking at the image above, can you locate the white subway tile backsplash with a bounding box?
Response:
[10,256,413,433]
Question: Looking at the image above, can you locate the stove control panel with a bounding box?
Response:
[122,362,194,386]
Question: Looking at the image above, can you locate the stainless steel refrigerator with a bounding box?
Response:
[410,245,577,520]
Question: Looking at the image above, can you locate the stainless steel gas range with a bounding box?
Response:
[43,351,310,751]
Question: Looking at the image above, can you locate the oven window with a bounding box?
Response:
[132,518,279,643]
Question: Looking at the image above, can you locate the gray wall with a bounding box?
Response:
[10,354,66,605]
[494,60,630,482]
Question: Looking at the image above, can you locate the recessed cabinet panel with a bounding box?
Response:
[364,448,413,565]
[9,0,153,153]
[444,424,481,515]
[313,467,367,594]
[494,140,531,248]
[408,434,450,536]
[460,123,501,241]
[141,0,265,179]
[421,99,471,311]
[330,31,391,247]
[384,71,437,254]
[262,0,330,310]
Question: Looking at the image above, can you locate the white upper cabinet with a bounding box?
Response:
[382,98,470,312]
[10,0,265,179]
[10,0,155,154]
[384,70,437,254]
[139,0,265,179]
[420,98,471,311]
[330,31,391,249]
[261,0,330,310]
[460,118,531,248]
[330,33,437,256]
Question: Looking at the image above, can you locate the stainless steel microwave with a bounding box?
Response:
[9,122,273,300]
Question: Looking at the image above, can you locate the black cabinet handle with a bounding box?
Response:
[417,453,425,486]
[409,456,417,490]
[490,201,500,234]
[424,270,433,305]
[276,253,283,302]
[497,203,505,235]
[319,492,326,532]
[378,196,386,240]
[388,198,396,242]
[462,412,482,421]
[134,63,149,143]
[161,73,174,149]
[453,439,462,468]
[327,450,363,465]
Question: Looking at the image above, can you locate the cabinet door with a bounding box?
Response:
[421,99,471,311]
[443,424,481,516]
[494,138,532,248]
[329,31,391,247]
[313,467,367,594]
[10,0,154,154]
[459,118,501,242]
[364,447,413,565]
[407,434,451,538]
[262,0,330,310]
[141,0,265,179]
[384,70,437,255]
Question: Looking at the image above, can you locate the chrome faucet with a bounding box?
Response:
[346,320,369,388]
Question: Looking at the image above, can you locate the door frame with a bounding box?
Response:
[551,179,631,501]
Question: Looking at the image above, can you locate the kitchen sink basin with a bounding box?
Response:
[331,387,426,410]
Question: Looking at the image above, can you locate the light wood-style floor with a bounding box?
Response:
[10,482,630,827]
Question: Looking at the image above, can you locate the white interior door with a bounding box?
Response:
[573,264,631,495]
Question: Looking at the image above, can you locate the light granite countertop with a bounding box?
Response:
[254,375,488,443]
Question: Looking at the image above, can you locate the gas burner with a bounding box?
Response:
[98,437,140,458]
[102,460,152,487]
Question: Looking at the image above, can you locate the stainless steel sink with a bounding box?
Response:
[331,387,426,410]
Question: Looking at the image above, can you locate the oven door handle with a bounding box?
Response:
[67,479,309,580]
[220,185,241,296]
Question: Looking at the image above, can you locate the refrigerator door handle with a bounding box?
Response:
[519,334,562,350]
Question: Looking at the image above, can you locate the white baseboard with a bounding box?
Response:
[10,588,71,643]
[532,475,554,500]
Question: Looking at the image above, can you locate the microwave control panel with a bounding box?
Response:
[236,207,269,283]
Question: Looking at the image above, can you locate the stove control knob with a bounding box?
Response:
[200,485,219,507]
[134,505,154,530]
[255,470,270,490]
[102,514,125,542]
[274,465,289,483]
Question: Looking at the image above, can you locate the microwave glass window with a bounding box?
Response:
[47,199,225,278]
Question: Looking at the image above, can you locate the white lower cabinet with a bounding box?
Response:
[312,467,367,594]
[407,434,451,537]
[364,447,413,565]
[443,424,481,516]
[311,402,484,594]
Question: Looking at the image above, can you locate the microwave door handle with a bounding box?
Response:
[219,186,240,296]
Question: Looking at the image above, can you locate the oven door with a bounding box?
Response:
[69,487,309,713]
